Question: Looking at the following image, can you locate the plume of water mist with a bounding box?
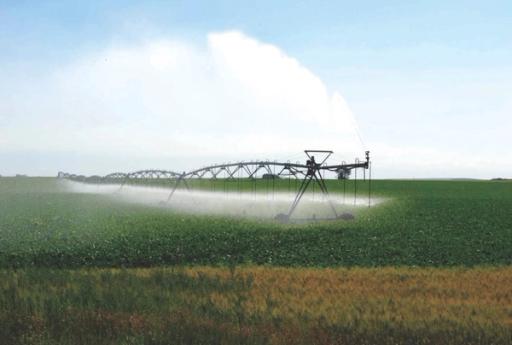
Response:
[63,180,385,221]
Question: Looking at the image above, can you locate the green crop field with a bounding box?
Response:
[1,177,511,345]
[0,177,511,268]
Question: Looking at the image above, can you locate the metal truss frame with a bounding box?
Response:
[58,150,371,221]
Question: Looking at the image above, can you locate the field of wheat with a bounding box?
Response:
[2,266,512,344]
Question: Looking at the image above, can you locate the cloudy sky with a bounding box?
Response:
[1,1,511,178]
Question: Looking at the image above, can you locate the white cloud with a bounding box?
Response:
[2,30,509,178]
[0,31,364,166]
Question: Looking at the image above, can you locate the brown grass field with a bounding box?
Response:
[2,266,512,344]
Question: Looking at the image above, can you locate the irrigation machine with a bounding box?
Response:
[58,150,372,222]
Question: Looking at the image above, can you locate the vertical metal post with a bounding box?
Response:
[312,176,315,200]
[272,162,275,201]
[368,161,372,208]
[266,167,269,200]
[343,176,346,204]
[288,169,291,194]
[295,163,299,193]
[354,166,357,206]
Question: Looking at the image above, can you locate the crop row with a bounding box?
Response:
[0,177,511,268]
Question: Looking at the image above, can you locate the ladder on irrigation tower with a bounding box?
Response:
[276,150,336,221]
[276,150,370,222]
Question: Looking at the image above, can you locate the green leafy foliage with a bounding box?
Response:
[0,177,511,268]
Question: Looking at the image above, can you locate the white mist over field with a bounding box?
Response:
[1,31,365,176]
[64,181,383,220]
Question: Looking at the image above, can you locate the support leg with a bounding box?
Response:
[117,176,128,192]
[313,173,338,218]
[286,174,313,219]
[166,178,181,202]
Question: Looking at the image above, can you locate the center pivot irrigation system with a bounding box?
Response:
[58,150,371,221]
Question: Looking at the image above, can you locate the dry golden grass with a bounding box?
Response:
[179,266,512,329]
[2,266,512,344]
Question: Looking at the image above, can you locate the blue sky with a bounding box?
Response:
[1,1,511,177]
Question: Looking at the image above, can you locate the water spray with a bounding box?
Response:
[58,149,371,222]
